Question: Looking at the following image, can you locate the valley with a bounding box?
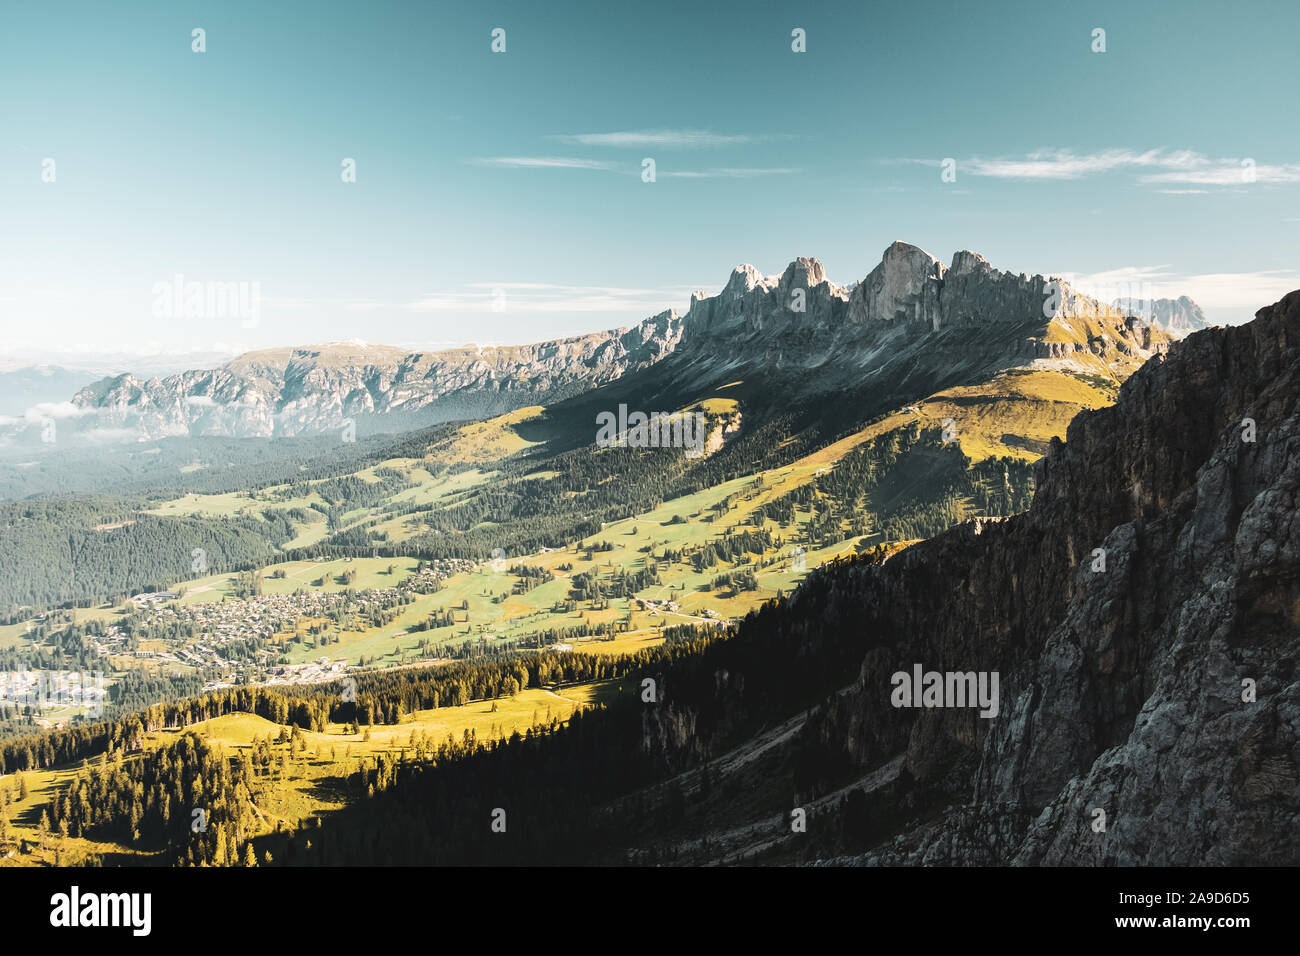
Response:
[5,242,1245,870]
[4,0,1290,931]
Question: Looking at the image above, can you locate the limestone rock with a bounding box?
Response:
[812,289,1300,865]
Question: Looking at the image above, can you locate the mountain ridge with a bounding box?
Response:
[51,242,1176,443]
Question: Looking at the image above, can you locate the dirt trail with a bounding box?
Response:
[543,688,585,707]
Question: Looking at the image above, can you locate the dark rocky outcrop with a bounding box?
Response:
[812,289,1300,865]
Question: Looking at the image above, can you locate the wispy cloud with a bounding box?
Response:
[470,156,620,171]
[1143,164,1300,185]
[24,401,92,422]
[468,157,799,180]
[965,148,1167,180]
[891,149,1300,187]
[660,167,800,179]
[549,128,756,149]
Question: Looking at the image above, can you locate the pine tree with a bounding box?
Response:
[215,826,229,867]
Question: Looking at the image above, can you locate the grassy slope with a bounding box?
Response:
[0,679,619,866]
[9,367,1117,681]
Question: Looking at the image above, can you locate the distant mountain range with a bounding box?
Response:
[1112,294,1211,337]
[21,242,1184,445]
[0,366,102,419]
[63,317,682,442]
[0,352,239,416]
[0,353,241,423]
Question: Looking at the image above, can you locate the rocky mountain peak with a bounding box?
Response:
[884,239,944,268]
[779,256,829,290]
[949,249,992,276]
[849,241,946,325]
[723,263,766,297]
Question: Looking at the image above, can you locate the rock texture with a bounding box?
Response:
[812,290,1300,865]
[645,242,1169,409]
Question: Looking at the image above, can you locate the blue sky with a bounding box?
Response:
[2,0,1298,362]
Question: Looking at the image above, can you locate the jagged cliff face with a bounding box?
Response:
[630,241,1169,408]
[812,290,1300,865]
[65,242,1170,440]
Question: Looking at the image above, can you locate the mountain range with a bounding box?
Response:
[51,242,1179,444]
[0,247,1292,871]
